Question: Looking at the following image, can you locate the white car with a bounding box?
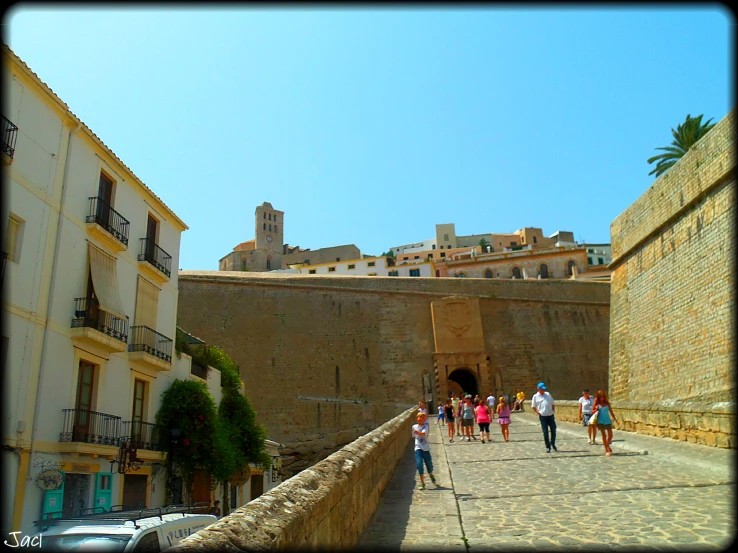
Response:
[36,507,217,552]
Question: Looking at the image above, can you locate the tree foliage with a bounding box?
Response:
[647,114,716,178]
[478,238,490,251]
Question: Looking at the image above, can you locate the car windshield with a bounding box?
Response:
[41,534,131,551]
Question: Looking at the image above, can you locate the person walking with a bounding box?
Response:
[437,402,445,426]
[475,399,492,443]
[461,395,477,441]
[418,400,427,415]
[444,398,456,442]
[578,388,597,445]
[486,392,496,413]
[496,395,512,442]
[451,393,462,437]
[413,412,437,489]
[531,382,557,453]
[593,390,618,456]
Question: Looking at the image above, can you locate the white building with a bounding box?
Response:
[583,244,612,267]
[292,256,435,277]
[390,239,437,255]
[2,46,283,537]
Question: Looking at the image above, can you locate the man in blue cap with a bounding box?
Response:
[531,382,557,453]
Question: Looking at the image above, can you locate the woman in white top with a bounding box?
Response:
[578,389,597,445]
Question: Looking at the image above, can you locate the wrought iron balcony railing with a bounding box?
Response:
[72,297,129,343]
[121,420,165,451]
[60,408,121,446]
[2,114,18,160]
[138,238,171,278]
[129,325,173,363]
[86,196,130,246]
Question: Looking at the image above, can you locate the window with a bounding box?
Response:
[4,214,22,262]
[348,264,355,270]
[410,269,420,277]
[241,259,247,270]
[444,234,449,241]
[428,254,433,258]
[432,245,436,250]
[456,273,467,278]
[440,252,446,258]
[275,225,278,233]
[268,213,271,220]
[566,260,576,276]
[511,266,521,279]
[539,263,549,279]
[263,223,266,230]
[135,276,159,330]
[484,269,493,278]
[309,269,316,274]
[388,271,399,276]
[403,257,409,261]
[266,258,271,270]
[414,256,420,260]
[598,257,604,264]
[274,215,277,223]
[328,267,336,272]
[368,272,377,276]
[510,241,517,246]
[368,261,375,267]
[269,224,272,231]
[132,530,160,552]
[587,248,594,253]
[336,257,340,262]
[263,213,266,219]
[533,236,537,243]
[588,256,593,265]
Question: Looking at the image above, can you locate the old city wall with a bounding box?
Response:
[177,272,610,473]
[608,109,735,446]
[170,408,416,551]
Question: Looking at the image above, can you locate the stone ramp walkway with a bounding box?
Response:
[358,411,735,550]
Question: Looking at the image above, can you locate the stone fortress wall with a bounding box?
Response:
[606,110,735,447]
[177,272,610,474]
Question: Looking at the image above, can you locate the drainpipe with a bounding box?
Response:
[12,120,80,531]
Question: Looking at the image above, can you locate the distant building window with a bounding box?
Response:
[428,253,433,258]
[432,245,436,250]
[266,258,271,270]
[269,224,272,231]
[539,263,549,279]
[275,225,278,233]
[348,264,355,270]
[510,241,517,246]
[588,248,594,253]
[336,257,341,262]
[263,223,266,230]
[566,260,576,276]
[410,269,420,277]
[388,270,399,277]
[309,269,316,274]
[328,267,336,272]
[440,252,446,258]
[414,256,420,259]
[533,236,537,243]
[403,257,408,260]
[5,215,22,262]
[368,261,375,267]
[269,213,272,220]
[368,272,377,276]
[484,269,493,278]
[598,257,604,264]
[512,267,521,279]
[274,215,277,223]
[444,234,449,241]
[264,213,266,219]
[456,273,467,278]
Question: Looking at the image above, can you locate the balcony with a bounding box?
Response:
[138,238,171,283]
[2,114,18,165]
[121,421,165,451]
[58,408,121,456]
[128,325,172,371]
[71,297,129,354]
[191,361,208,380]
[85,196,130,251]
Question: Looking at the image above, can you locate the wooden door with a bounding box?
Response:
[192,469,211,506]
[122,474,148,509]
[145,215,158,260]
[250,474,263,501]
[74,362,95,441]
[131,379,145,442]
[97,173,114,226]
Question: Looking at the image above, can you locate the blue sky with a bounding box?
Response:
[5,6,733,269]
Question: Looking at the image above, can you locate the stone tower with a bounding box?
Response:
[255,202,284,270]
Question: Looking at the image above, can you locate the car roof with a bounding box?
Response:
[42,513,216,536]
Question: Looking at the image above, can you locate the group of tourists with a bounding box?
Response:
[435,392,512,444]
[414,382,619,490]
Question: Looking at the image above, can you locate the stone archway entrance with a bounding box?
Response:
[448,368,478,397]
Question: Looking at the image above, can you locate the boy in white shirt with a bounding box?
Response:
[412,412,436,490]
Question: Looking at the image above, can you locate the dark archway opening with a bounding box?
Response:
[448,368,478,398]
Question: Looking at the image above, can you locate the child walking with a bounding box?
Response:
[413,412,436,490]
[437,403,445,426]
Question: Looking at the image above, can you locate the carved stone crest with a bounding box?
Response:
[444,301,472,337]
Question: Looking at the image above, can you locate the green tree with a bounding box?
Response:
[647,114,716,178]
[478,238,490,252]
[380,249,396,258]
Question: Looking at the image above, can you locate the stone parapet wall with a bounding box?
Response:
[553,400,735,448]
[170,407,417,551]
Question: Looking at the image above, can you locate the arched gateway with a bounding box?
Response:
[429,298,503,404]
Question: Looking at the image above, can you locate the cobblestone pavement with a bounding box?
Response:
[358,411,735,551]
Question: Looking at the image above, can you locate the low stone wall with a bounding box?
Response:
[171,407,417,551]
[554,400,735,448]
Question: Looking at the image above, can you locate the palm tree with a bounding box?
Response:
[647,114,716,178]
[478,238,490,252]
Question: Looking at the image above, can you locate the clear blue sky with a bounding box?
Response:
[5,6,733,269]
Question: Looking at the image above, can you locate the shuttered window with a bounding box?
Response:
[134,276,159,329]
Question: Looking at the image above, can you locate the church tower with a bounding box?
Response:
[255,202,284,270]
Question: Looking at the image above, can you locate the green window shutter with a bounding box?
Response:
[94,472,114,511]
[43,472,65,518]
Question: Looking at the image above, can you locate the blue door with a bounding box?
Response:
[42,472,65,519]
[94,472,113,511]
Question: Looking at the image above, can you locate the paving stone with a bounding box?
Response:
[358,412,735,549]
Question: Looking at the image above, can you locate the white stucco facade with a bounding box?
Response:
[292,256,435,277]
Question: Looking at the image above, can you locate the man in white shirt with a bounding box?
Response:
[578,388,597,445]
[531,382,557,453]
[486,393,495,411]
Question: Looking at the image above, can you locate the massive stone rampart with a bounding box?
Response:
[607,109,735,446]
[170,407,416,551]
[177,272,610,472]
